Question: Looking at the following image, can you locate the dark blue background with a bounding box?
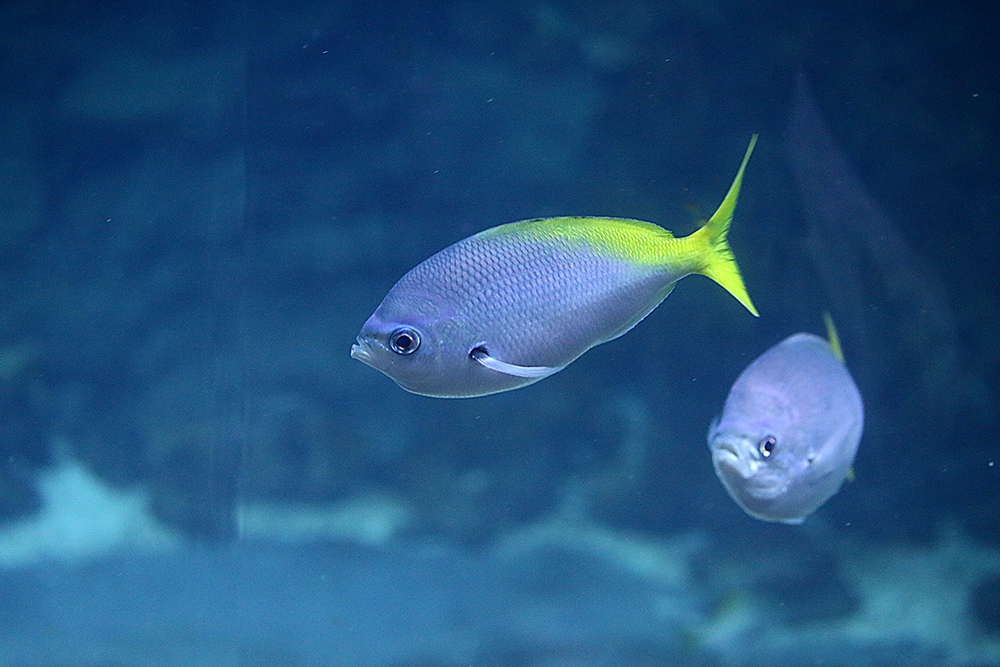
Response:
[0,1,997,664]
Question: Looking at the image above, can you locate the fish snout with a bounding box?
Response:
[712,444,741,470]
[351,338,374,364]
[711,437,758,479]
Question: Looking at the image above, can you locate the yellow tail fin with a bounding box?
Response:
[690,135,759,317]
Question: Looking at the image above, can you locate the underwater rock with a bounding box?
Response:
[0,539,700,666]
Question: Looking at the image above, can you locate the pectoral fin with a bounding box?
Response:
[470,348,562,379]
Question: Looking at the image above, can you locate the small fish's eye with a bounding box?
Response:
[758,436,777,458]
[389,328,420,355]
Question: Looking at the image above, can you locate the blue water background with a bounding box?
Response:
[0,1,997,665]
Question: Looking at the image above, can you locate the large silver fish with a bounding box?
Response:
[708,315,863,524]
[352,137,759,398]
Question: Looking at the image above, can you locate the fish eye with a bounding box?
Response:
[388,328,420,355]
[758,435,777,458]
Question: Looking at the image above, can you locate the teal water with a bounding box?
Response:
[0,1,997,665]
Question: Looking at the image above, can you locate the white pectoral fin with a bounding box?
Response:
[470,348,562,379]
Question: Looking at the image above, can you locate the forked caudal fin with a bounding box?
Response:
[689,135,759,317]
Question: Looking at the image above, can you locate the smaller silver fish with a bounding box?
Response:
[708,314,863,524]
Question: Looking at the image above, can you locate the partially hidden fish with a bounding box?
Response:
[352,136,760,398]
[786,74,962,415]
[708,314,863,524]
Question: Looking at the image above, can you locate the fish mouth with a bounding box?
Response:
[351,338,372,364]
[713,441,740,461]
[711,442,743,471]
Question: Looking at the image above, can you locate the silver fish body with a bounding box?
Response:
[352,220,682,398]
[708,330,863,524]
[353,138,760,398]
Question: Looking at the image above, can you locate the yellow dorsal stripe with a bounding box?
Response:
[484,216,677,265]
